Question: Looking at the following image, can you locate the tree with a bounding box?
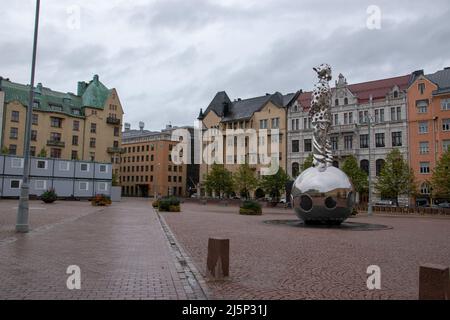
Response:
[37,147,47,158]
[342,155,368,194]
[431,149,450,199]
[301,154,313,171]
[1,146,8,155]
[375,149,416,206]
[233,164,259,199]
[204,163,233,198]
[260,167,290,202]
[112,173,120,186]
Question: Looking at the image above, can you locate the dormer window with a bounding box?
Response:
[393,91,399,98]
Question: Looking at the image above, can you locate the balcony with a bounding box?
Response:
[106,117,121,125]
[46,140,65,147]
[330,123,357,134]
[107,146,125,154]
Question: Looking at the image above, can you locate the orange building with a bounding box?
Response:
[407,68,450,204]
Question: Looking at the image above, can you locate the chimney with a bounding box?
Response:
[139,121,145,131]
[124,123,131,131]
[93,74,99,84]
[444,67,450,70]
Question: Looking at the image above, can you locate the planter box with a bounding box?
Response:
[111,186,122,202]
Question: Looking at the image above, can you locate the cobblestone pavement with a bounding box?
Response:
[162,202,450,300]
[0,198,206,299]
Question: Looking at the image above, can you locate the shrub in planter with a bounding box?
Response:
[91,194,112,206]
[239,200,262,215]
[158,197,181,212]
[41,188,57,203]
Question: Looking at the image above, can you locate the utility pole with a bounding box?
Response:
[16,0,40,233]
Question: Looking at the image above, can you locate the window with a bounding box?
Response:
[30,146,36,157]
[10,127,18,139]
[397,107,401,121]
[259,119,268,129]
[11,158,23,168]
[334,114,338,125]
[9,145,17,155]
[331,136,338,150]
[73,120,79,131]
[59,161,70,171]
[420,162,430,174]
[344,98,348,105]
[90,152,95,161]
[80,163,89,171]
[420,182,430,195]
[441,98,450,111]
[50,117,62,128]
[348,112,353,124]
[443,140,450,152]
[90,138,96,148]
[32,113,38,125]
[50,132,61,142]
[344,135,353,150]
[360,160,369,174]
[376,159,385,176]
[292,162,300,177]
[10,180,21,189]
[392,132,402,147]
[292,140,299,153]
[416,100,428,113]
[375,133,385,147]
[304,139,312,152]
[360,134,369,148]
[37,160,47,169]
[31,130,37,141]
[418,83,425,95]
[72,135,78,146]
[419,141,429,154]
[72,109,81,115]
[99,165,107,173]
[393,91,399,98]
[375,109,384,123]
[359,111,364,124]
[35,180,46,190]
[419,121,428,134]
[335,99,339,106]
[79,182,89,191]
[114,127,120,137]
[344,113,348,125]
[71,150,78,160]
[50,148,61,159]
[11,111,19,122]
[168,176,172,182]
[90,123,97,133]
[98,182,108,192]
[442,119,450,131]
[271,118,280,129]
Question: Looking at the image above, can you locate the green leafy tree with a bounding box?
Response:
[260,167,290,202]
[431,149,450,199]
[1,146,8,155]
[112,173,120,186]
[342,155,368,194]
[375,149,416,206]
[204,163,233,198]
[37,147,47,158]
[301,153,313,171]
[233,164,259,199]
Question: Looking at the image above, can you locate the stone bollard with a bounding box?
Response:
[419,264,450,300]
[207,238,229,280]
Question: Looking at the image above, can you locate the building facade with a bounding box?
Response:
[407,67,450,204]
[119,123,198,198]
[287,73,411,203]
[0,75,124,171]
[197,91,299,197]
[0,154,112,198]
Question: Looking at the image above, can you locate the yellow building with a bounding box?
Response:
[197,91,299,196]
[0,75,124,173]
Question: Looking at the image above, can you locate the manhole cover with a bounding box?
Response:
[263,219,392,231]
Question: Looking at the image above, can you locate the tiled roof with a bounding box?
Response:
[425,68,450,94]
[0,75,111,117]
[298,74,410,107]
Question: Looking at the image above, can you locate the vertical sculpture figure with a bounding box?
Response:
[309,63,333,170]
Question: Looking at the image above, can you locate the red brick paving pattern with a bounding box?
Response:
[162,203,450,300]
[0,199,206,300]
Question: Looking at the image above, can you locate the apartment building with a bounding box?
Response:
[0,75,124,171]
[407,67,450,203]
[119,123,198,197]
[197,91,299,197]
[288,73,411,203]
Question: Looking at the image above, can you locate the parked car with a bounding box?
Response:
[279,197,287,204]
[375,200,394,206]
[438,202,450,208]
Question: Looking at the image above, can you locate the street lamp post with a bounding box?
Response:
[367,114,375,217]
[16,0,40,233]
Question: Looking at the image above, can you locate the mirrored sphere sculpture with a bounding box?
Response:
[292,64,355,225]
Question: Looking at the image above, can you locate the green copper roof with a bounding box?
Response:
[0,75,111,117]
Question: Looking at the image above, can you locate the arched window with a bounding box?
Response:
[360,159,369,175]
[420,182,430,195]
[344,98,348,105]
[376,159,385,176]
[393,91,399,98]
[335,99,339,106]
[332,160,339,168]
[292,162,300,177]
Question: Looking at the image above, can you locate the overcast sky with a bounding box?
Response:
[1,0,449,131]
